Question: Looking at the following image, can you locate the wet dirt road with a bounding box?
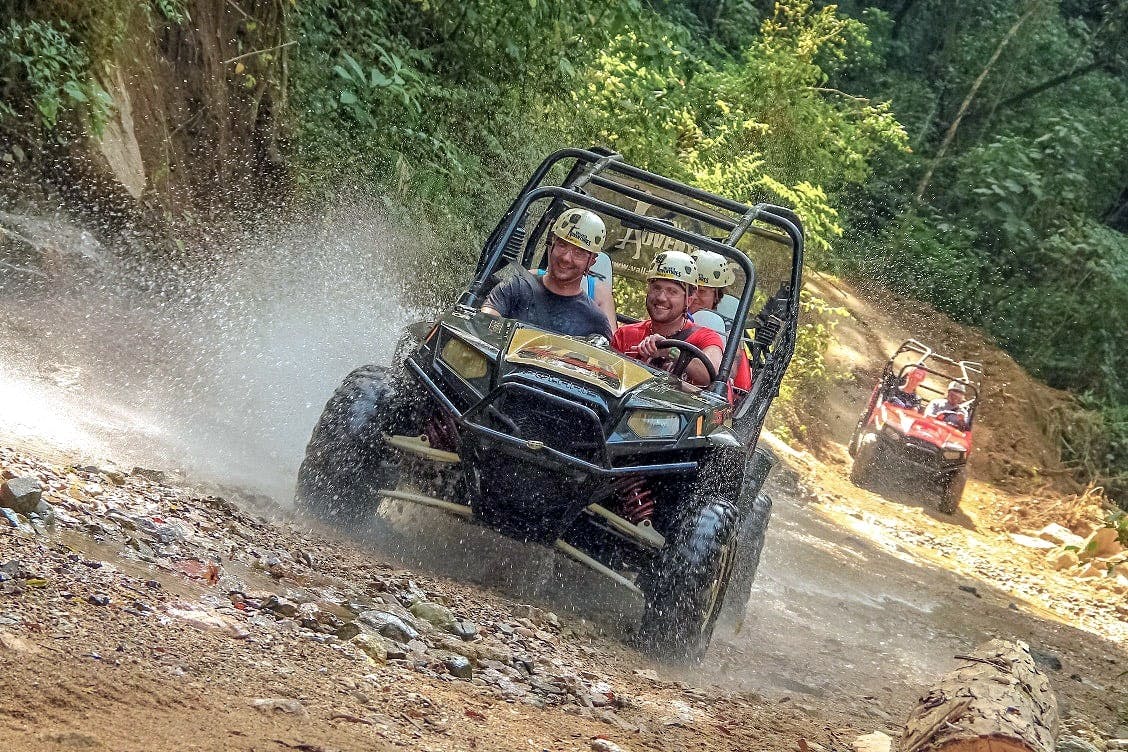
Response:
[348,462,1118,727]
[0,310,1116,720]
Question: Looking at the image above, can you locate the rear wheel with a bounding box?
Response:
[719,492,773,626]
[638,499,738,662]
[937,466,967,514]
[295,365,406,529]
[850,432,880,488]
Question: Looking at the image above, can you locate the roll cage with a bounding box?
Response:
[458,147,805,440]
[882,339,985,427]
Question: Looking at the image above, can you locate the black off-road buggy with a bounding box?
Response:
[848,339,983,514]
[296,147,805,659]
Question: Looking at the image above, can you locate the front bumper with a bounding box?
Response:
[405,358,696,543]
[876,432,966,476]
[406,359,697,479]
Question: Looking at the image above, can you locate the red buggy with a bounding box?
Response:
[848,340,984,513]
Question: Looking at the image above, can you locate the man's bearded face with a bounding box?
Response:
[646,278,690,324]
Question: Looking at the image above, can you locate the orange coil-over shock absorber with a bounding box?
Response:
[615,476,654,526]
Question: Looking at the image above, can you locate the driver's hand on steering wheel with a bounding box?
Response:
[637,334,672,360]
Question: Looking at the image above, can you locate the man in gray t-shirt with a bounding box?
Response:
[485,270,612,339]
[482,208,613,340]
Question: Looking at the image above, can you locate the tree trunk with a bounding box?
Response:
[993,61,1104,111]
[899,640,1060,752]
[914,1,1042,201]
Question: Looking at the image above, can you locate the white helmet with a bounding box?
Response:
[647,250,697,290]
[551,208,606,255]
[692,250,736,288]
[947,380,968,394]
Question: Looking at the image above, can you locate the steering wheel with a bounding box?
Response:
[932,409,968,429]
[654,339,718,383]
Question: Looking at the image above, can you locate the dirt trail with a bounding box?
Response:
[1,260,1126,750]
[0,446,858,752]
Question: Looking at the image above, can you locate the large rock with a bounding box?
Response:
[853,732,892,752]
[1009,533,1057,550]
[1080,528,1123,559]
[434,635,512,665]
[1057,736,1101,752]
[443,655,473,680]
[0,477,42,515]
[1037,523,1085,548]
[1046,548,1079,571]
[410,601,459,634]
[262,596,298,618]
[351,633,388,663]
[336,621,362,641]
[357,610,419,644]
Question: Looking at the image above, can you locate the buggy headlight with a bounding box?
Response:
[622,410,682,439]
[441,337,488,380]
[942,442,965,461]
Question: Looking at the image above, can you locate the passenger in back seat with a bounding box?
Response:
[887,367,927,411]
[689,250,752,393]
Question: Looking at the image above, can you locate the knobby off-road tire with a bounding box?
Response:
[850,432,880,488]
[638,499,739,662]
[719,492,773,626]
[937,466,967,514]
[295,365,402,529]
[847,421,865,458]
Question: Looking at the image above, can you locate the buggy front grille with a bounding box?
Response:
[466,382,606,465]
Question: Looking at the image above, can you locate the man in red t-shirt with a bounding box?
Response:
[612,250,724,388]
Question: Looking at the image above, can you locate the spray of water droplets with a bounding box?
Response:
[0,201,421,501]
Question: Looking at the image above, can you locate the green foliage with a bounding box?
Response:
[1060,397,1128,505]
[333,50,425,122]
[0,19,111,133]
[286,0,676,304]
[571,0,908,260]
[150,0,189,25]
[0,1,193,138]
[1110,509,1128,547]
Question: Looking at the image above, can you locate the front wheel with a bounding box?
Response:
[937,466,967,514]
[850,432,880,488]
[295,365,406,529]
[638,499,738,662]
[719,492,773,626]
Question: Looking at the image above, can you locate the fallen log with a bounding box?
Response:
[900,639,1059,752]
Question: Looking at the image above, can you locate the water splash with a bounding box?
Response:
[0,201,419,500]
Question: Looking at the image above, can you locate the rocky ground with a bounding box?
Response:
[0,445,877,752]
[3,439,1127,752]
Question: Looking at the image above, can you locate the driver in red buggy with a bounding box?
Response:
[612,251,752,398]
[925,380,971,430]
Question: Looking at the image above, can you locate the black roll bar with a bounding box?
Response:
[472,147,805,399]
[587,175,739,232]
